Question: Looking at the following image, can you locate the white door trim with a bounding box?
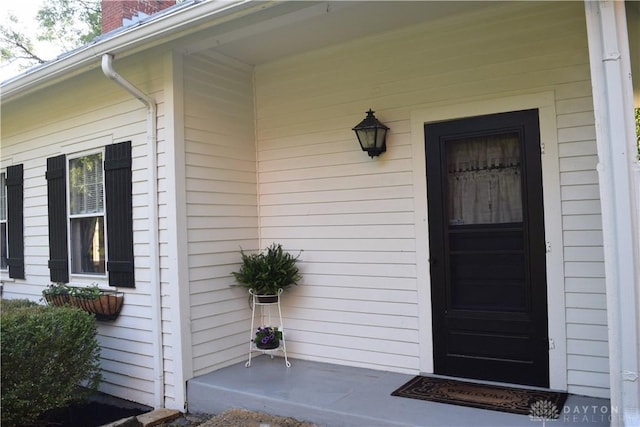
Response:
[410,91,567,391]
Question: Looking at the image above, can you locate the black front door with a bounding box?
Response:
[426,109,549,387]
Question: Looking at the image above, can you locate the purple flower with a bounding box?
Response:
[254,326,279,345]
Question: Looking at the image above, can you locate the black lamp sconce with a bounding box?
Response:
[352,109,389,158]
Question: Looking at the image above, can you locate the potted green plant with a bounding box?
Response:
[253,326,282,350]
[42,283,71,306]
[231,243,302,303]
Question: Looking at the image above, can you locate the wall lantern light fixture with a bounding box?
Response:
[352,109,389,158]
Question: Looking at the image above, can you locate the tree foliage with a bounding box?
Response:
[37,0,102,50]
[0,14,45,65]
[1,0,100,71]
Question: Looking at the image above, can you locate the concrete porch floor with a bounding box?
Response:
[187,355,611,427]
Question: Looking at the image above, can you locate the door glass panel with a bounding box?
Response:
[447,133,522,225]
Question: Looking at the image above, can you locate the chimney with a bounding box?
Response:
[102,0,176,34]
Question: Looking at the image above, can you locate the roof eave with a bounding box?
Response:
[0,0,275,103]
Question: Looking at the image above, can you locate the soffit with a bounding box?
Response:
[192,1,498,65]
[1,1,498,102]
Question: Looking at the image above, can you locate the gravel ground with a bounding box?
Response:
[166,409,319,427]
[199,408,318,427]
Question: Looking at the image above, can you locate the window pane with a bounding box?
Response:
[446,133,523,225]
[70,216,105,274]
[0,173,6,221]
[69,154,104,215]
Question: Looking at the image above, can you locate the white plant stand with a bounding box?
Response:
[245,289,291,368]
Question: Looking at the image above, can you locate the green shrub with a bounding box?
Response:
[0,299,39,310]
[1,300,102,426]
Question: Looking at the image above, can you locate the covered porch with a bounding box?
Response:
[187,355,611,427]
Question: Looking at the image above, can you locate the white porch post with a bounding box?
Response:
[584,1,640,426]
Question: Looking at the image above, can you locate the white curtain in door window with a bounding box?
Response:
[447,133,523,225]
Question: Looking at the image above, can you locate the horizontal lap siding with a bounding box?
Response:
[254,2,608,394]
[0,52,165,407]
[183,53,258,376]
[558,101,609,398]
[257,127,417,372]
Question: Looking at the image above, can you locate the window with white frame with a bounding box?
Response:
[47,141,134,286]
[0,172,7,270]
[68,153,106,275]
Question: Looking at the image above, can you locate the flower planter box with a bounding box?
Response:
[255,294,279,304]
[43,293,71,306]
[43,286,124,321]
[69,292,124,321]
[256,339,280,350]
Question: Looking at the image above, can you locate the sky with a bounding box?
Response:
[0,0,64,81]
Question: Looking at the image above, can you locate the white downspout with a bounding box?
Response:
[101,54,164,409]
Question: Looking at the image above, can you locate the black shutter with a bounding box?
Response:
[105,141,135,287]
[6,164,25,279]
[46,155,69,283]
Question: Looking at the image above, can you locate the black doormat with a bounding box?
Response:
[391,376,568,416]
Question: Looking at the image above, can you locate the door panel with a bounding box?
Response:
[426,109,549,387]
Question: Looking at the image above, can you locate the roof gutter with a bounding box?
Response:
[1,0,278,102]
[101,53,164,409]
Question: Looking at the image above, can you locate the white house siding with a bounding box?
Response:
[0,50,166,406]
[558,98,610,399]
[252,2,609,397]
[182,52,259,377]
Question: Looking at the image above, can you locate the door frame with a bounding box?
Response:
[410,92,567,391]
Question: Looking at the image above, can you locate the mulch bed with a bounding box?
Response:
[27,400,146,427]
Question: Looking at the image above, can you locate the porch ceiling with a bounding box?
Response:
[191,1,498,65]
